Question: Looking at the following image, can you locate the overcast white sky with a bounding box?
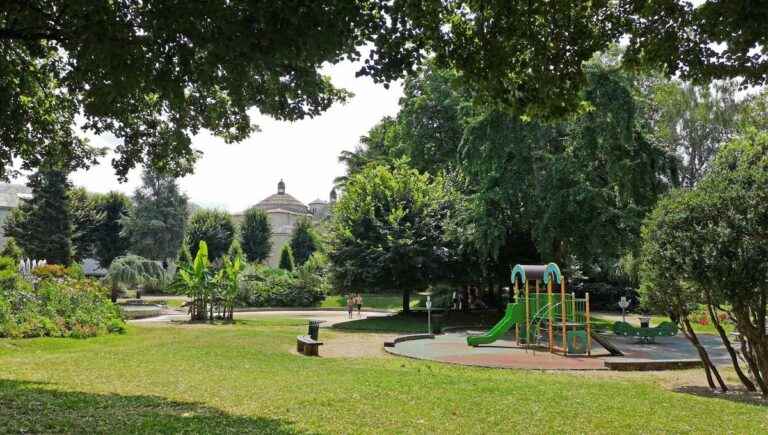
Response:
[67,60,403,213]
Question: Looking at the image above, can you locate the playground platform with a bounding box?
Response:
[385,330,732,371]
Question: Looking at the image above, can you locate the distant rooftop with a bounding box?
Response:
[0,184,32,209]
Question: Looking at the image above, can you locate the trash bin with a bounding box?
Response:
[308,320,321,340]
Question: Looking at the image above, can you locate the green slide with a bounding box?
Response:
[467,302,525,346]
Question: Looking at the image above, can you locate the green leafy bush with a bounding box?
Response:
[0,267,125,339]
[31,264,68,280]
[238,267,325,307]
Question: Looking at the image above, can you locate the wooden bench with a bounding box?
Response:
[296,335,323,356]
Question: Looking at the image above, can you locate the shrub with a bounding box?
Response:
[67,262,85,280]
[32,264,68,280]
[0,276,124,339]
[278,245,294,272]
[0,238,23,265]
[0,256,20,291]
[238,267,324,307]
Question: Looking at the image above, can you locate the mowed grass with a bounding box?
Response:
[1,320,766,434]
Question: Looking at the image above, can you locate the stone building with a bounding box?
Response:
[235,180,335,267]
[0,184,32,246]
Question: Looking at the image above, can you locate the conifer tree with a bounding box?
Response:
[3,166,73,265]
[289,218,319,266]
[239,207,272,263]
[278,245,295,272]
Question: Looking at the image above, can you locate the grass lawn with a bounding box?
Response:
[320,293,419,311]
[1,320,765,433]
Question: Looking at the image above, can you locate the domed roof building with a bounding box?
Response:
[235,180,335,267]
[255,179,310,215]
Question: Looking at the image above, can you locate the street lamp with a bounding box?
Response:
[418,291,434,334]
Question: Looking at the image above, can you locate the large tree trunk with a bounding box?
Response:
[706,302,755,391]
[402,289,411,314]
[682,317,727,392]
[733,303,768,397]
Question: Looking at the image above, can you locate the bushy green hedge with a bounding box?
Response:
[0,260,125,338]
[237,266,325,307]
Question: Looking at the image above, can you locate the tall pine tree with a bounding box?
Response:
[240,207,272,263]
[93,191,132,267]
[122,170,188,261]
[289,218,319,266]
[4,166,73,265]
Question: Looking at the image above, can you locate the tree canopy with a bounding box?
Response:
[640,131,768,395]
[186,210,235,262]
[329,163,446,311]
[3,2,765,179]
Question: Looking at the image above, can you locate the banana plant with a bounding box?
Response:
[217,254,244,321]
[176,241,212,321]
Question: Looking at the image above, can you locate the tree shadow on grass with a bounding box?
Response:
[0,379,310,434]
[674,385,768,408]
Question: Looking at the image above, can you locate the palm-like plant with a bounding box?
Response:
[176,241,212,321]
[216,254,244,321]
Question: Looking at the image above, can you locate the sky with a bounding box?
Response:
[67,60,404,213]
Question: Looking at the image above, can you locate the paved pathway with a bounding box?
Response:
[130,309,390,326]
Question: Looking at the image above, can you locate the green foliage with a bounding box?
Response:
[69,187,101,261]
[648,79,743,187]
[31,264,68,280]
[4,2,764,183]
[295,253,332,296]
[3,165,74,265]
[215,255,244,320]
[0,239,23,265]
[186,210,235,262]
[176,241,213,321]
[239,207,272,263]
[289,219,319,266]
[238,267,324,308]
[278,245,294,272]
[329,163,446,311]
[0,275,124,339]
[122,171,188,261]
[341,61,674,286]
[92,192,132,268]
[105,255,166,295]
[0,256,21,291]
[640,131,768,393]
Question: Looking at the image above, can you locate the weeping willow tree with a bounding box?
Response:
[104,255,165,302]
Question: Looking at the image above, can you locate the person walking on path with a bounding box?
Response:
[355,293,363,317]
[347,294,354,319]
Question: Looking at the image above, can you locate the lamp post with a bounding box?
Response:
[618,296,630,323]
[419,291,433,334]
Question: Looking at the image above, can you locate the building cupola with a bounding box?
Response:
[278,179,285,195]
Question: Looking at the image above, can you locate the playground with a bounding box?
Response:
[387,263,730,371]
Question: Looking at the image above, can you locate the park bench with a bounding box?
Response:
[296,320,324,356]
[612,321,678,343]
